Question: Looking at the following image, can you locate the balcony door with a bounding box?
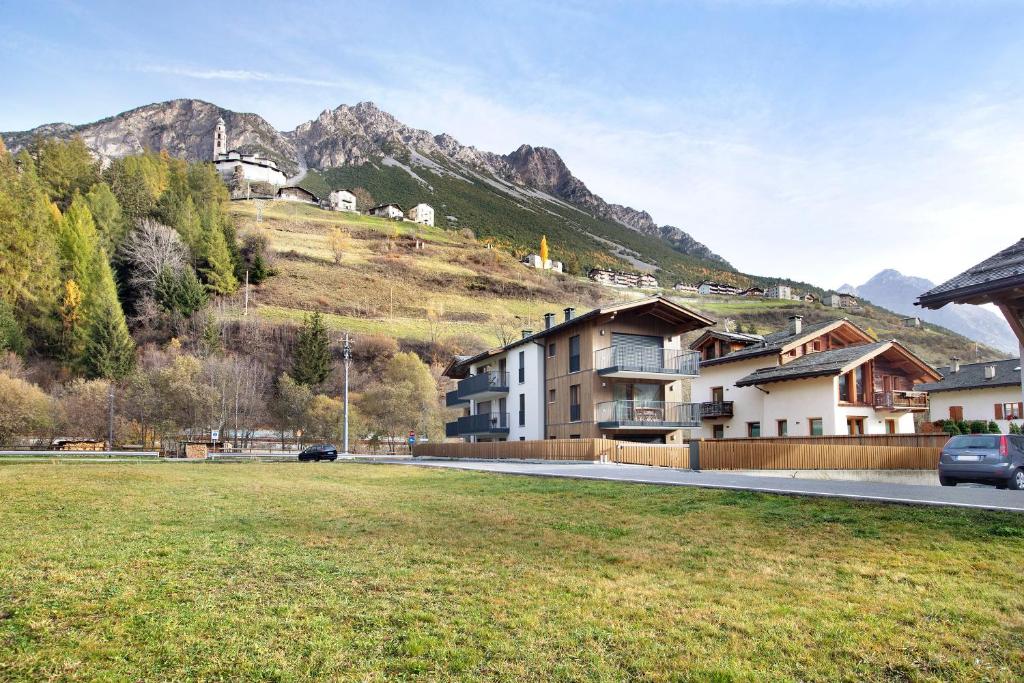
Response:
[711,386,724,402]
[613,383,661,404]
[611,333,663,371]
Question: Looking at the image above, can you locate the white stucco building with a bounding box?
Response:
[917,358,1022,431]
[766,284,792,300]
[408,203,435,226]
[327,189,357,212]
[211,117,287,187]
[690,317,940,438]
[368,203,404,220]
[522,253,564,273]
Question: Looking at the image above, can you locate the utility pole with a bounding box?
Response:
[342,332,352,455]
[244,269,250,316]
[107,383,115,450]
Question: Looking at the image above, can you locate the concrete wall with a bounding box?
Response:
[215,160,286,186]
[928,385,1024,431]
[692,357,769,438]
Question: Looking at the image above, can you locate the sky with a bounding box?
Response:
[2,0,1023,289]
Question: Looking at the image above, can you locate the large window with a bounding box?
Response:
[747,422,761,438]
[569,335,580,373]
[518,394,526,426]
[838,373,850,402]
[999,403,1022,420]
[847,417,865,435]
[569,384,581,422]
[809,418,823,436]
[854,366,865,402]
[518,351,525,383]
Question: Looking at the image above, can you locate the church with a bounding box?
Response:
[211,118,287,186]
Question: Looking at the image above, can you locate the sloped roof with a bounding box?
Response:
[697,318,852,367]
[917,239,1024,308]
[735,342,890,386]
[916,357,1021,393]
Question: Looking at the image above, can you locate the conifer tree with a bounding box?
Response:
[85,182,126,253]
[198,204,238,294]
[82,247,134,380]
[291,312,331,387]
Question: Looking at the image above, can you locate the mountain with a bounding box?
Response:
[842,269,1017,355]
[2,98,729,273]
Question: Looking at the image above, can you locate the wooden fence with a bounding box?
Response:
[416,433,949,471]
[697,434,949,470]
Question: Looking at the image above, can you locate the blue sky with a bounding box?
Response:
[2,0,1022,288]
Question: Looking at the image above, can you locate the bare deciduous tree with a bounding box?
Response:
[120,218,187,294]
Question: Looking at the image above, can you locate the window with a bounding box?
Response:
[711,386,724,402]
[777,419,788,436]
[854,365,865,402]
[548,342,556,357]
[712,424,725,439]
[570,434,581,440]
[847,417,865,435]
[747,422,761,438]
[569,384,581,422]
[885,419,896,434]
[838,373,850,402]
[812,340,822,352]
[809,418,823,436]
[519,437,525,441]
[569,335,580,372]
[518,393,526,426]
[704,344,717,361]
[997,402,1022,420]
[518,351,525,383]
[548,388,556,403]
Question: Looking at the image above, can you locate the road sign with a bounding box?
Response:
[211,429,220,442]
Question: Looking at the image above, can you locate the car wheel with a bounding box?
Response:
[1009,468,1024,491]
[938,476,956,487]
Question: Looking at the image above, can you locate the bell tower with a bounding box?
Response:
[213,117,227,159]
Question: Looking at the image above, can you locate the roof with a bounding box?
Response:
[695,318,859,367]
[916,357,1021,393]
[690,329,765,348]
[736,342,890,386]
[444,296,715,377]
[917,239,1024,309]
[277,186,319,201]
[370,203,403,211]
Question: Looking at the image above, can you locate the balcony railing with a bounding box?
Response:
[445,412,510,437]
[456,371,510,399]
[873,390,929,411]
[700,401,734,419]
[445,389,469,407]
[594,347,701,376]
[596,401,702,428]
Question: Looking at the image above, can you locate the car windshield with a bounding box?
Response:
[946,435,1000,449]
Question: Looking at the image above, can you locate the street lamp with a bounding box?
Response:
[342,332,352,456]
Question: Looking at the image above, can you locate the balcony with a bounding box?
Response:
[596,401,701,430]
[595,347,700,379]
[445,412,510,437]
[873,390,929,412]
[445,389,469,407]
[456,371,509,401]
[700,401,734,419]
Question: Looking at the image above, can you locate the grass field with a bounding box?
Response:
[1,463,1022,681]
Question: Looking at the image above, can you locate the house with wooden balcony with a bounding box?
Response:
[441,297,714,444]
[916,357,1022,432]
[690,316,940,438]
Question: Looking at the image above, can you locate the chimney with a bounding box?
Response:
[985,365,996,379]
[564,307,575,322]
[951,357,960,374]
[521,329,533,339]
[788,315,802,335]
[543,313,555,329]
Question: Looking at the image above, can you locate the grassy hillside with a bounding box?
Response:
[231,201,1004,366]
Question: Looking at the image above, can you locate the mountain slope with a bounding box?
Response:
[2,99,727,273]
[843,269,1017,354]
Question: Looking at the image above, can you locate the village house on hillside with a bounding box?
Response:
[826,292,859,309]
[368,203,404,220]
[326,189,357,212]
[917,358,1023,430]
[673,282,699,294]
[588,268,658,289]
[522,254,563,273]
[407,203,435,226]
[211,118,287,187]
[442,297,714,444]
[276,186,319,204]
[690,316,940,438]
[766,284,792,300]
[697,281,741,296]
[739,286,765,297]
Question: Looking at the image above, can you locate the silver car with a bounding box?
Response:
[938,434,1024,489]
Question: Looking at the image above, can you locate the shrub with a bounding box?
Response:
[0,372,54,445]
[941,421,961,436]
[968,420,988,434]
[1010,422,1021,435]
[988,420,1002,434]
[956,420,969,435]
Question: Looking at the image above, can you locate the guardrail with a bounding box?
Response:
[594,347,701,375]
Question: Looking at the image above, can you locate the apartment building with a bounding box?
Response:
[697,281,741,296]
[588,268,659,290]
[443,297,714,444]
[690,316,940,438]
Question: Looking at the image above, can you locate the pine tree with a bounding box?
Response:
[291,312,331,387]
[31,137,100,209]
[58,195,101,295]
[59,279,86,361]
[82,298,136,380]
[198,206,238,294]
[85,182,126,254]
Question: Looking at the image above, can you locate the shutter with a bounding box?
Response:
[995,403,1004,420]
[611,333,663,371]
[1018,402,1023,419]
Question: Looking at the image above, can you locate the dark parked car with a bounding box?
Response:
[298,444,338,462]
[938,434,1024,489]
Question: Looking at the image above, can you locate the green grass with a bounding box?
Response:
[1,463,1022,681]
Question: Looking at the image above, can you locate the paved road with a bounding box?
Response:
[384,459,1024,513]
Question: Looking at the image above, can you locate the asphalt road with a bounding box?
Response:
[386,459,1024,513]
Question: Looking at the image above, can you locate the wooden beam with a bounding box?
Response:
[996,299,1024,346]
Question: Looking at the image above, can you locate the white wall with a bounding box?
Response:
[691,356,770,438]
[763,376,837,436]
[467,344,546,441]
[215,160,286,186]
[928,386,1024,432]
